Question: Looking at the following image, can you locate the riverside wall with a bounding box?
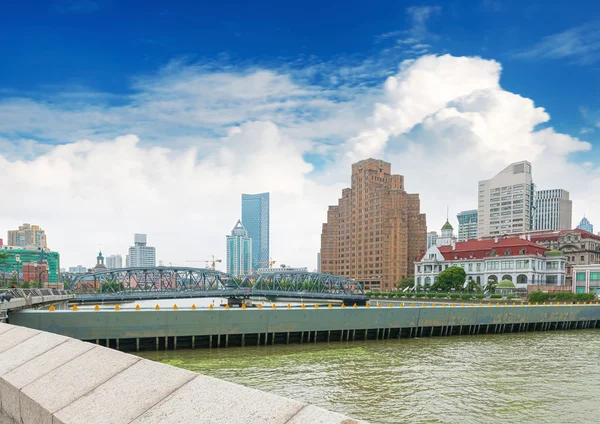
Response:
[0,323,363,424]
[9,304,600,351]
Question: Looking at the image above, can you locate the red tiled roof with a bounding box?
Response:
[530,228,600,242]
[426,237,550,261]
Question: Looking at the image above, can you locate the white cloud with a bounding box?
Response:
[0,54,598,272]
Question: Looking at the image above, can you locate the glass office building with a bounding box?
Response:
[241,192,270,271]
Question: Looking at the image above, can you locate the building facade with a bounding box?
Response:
[576,217,593,233]
[241,193,270,271]
[226,220,252,277]
[22,262,49,285]
[427,232,438,249]
[320,159,427,291]
[8,223,47,248]
[0,246,60,283]
[106,254,123,269]
[457,209,478,242]
[257,265,308,274]
[572,264,600,294]
[531,229,600,283]
[414,237,566,289]
[126,234,156,267]
[435,221,457,247]
[68,265,87,274]
[534,189,572,231]
[477,161,534,238]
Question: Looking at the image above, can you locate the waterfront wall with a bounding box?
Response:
[10,304,600,351]
[0,323,362,424]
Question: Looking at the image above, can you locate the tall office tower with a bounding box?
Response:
[457,209,478,241]
[241,193,270,271]
[576,216,593,233]
[8,223,47,248]
[320,159,427,291]
[534,189,572,231]
[427,231,438,249]
[125,234,156,267]
[226,220,252,276]
[477,161,534,237]
[106,254,123,269]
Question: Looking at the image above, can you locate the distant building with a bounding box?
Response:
[457,210,478,242]
[241,193,270,271]
[317,252,321,273]
[572,264,600,294]
[320,159,427,291]
[22,262,49,285]
[0,246,60,283]
[414,237,566,289]
[427,232,438,249]
[126,234,156,267]
[257,265,308,274]
[576,217,593,233]
[8,223,47,248]
[435,221,457,247]
[534,189,572,231]
[226,220,252,277]
[68,265,87,274]
[93,251,107,271]
[106,254,123,269]
[478,161,534,237]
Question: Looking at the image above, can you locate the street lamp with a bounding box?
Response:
[38,269,49,287]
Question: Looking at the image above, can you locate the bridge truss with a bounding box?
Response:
[61,267,366,303]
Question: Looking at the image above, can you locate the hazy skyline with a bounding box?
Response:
[1,1,599,270]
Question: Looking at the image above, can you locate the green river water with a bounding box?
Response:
[139,330,600,423]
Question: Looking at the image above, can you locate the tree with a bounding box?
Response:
[396,277,414,290]
[433,266,466,292]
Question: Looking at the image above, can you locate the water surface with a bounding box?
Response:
[139,330,600,423]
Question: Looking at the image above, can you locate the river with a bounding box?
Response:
[139,330,600,423]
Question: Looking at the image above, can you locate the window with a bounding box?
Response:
[501,261,514,269]
[468,263,473,271]
[547,261,559,270]
[576,272,586,282]
[488,261,499,270]
[504,249,512,255]
[590,272,600,282]
[516,260,529,269]
[581,256,585,261]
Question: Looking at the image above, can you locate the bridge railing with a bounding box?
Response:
[0,288,70,299]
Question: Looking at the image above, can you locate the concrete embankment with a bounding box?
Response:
[0,323,363,424]
[10,304,600,351]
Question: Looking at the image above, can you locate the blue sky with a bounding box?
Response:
[1,0,599,268]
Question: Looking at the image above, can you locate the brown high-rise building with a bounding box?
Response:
[320,159,427,291]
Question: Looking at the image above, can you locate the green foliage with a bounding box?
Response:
[525,291,596,303]
[395,292,406,297]
[19,281,30,289]
[507,295,516,300]
[426,293,437,298]
[475,294,485,299]
[461,294,473,300]
[405,293,415,298]
[99,281,125,293]
[528,291,551,303]
[466,278,482,292]
[574,293,596,302]
[553,292,573,301]
[449,293,461,299]
[396,277,414,290]
[433,266,467,291]
[490,294,503,299]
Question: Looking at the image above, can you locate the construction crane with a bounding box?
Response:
[186,255,222,271]
[258,259,276,268]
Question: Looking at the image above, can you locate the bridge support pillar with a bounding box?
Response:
[217,334,221,348]
[241,334,245,347]
[353,329,356,341]
[209,335,213,348]
[116,339,120,351]
[165,336,168,350]
[136,338,140,352]
[156,337,159,351]
[286,332,289,344]
[300,331,304,344]
[174,336,178,350]
[376,329,380,340]
[225,335,229,348]
[192,336,195,349]
[314,331,317,344]
[327,330,330,342]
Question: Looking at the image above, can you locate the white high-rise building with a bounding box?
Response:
[106,254,123,269]
[477,161,534,238]
[534,189,572,231]
[457,209,478,242]
[126,234,156,267]
[427,231,438,249]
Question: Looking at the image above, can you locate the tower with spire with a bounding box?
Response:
[94,248,107,271]
[436,207,457,247]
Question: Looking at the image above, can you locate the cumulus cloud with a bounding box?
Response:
[0,54,597,270]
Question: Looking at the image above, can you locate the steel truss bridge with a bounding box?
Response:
[61,267,367,305]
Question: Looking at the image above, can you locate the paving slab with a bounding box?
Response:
[0,327,39,354]
[0,332,68,377]
[132,374,305,424]
[54,359,196,424]
[0,339,95,423]
[288,405,365,424]
[19,345,139,424]
[0,323,15,336]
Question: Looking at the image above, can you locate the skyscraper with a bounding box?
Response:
[457,209,478,241]
[8,223,47,248]
[477,161,534,237]
[534,189,572,231]
[320,159,427,291]
[577,217,593,233]
[125,234,156,267]
[106,254,123,269]
[226,220,252,276]
[241,193,270,271]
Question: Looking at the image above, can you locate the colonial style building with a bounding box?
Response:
[320,159,427,291]
[414,237,566,290]
[531,229,600,283]
[572,264,600,294]
[435,220,457,247]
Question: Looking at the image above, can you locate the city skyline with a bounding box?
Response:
[1,3,599,270]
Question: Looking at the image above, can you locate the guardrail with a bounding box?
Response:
[0,288,70,299]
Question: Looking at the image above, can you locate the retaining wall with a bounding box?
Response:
[0,323,363,424]
[9,304,600,351]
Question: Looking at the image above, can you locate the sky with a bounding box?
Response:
[1,0,599,270]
